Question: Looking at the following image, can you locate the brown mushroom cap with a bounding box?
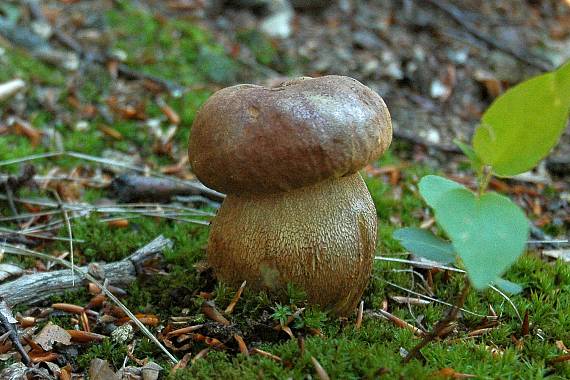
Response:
[188,75,392,194]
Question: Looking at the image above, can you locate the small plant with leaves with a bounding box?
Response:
[394,61,570,359]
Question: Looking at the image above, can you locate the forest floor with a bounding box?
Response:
[0,0,569,379]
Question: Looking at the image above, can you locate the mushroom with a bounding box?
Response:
[188,75,392,315]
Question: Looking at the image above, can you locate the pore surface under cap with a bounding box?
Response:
[188,75,392,194]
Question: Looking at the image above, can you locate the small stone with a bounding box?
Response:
[260,0,294,39]
[353,30,384,50]
[425,129,441,144]
[75,121,89,131]
[31,21,53,39]
[430,80,448,99]
[446,48,469,64]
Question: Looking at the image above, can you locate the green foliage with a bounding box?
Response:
[294,307,328,330]
[493,278,523,295]
[419,175,529,289]
[286,282,308,305]
[473,61,570,176]
[418,175,464,207]
[393,227,455,264]
[396,62,569,291]
[270,304,292,326]
[77,339,127,370]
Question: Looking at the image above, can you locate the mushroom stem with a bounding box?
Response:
[207,172,377,316]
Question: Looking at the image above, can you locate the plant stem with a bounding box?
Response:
[477,167,492,196]
[403,281,471,363]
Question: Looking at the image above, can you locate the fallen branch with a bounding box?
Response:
[108,174,224,203]
[0,235,172,306]
[0,300,30,366]
[421,0,551,71]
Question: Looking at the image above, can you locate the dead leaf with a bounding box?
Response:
[34,322,71,350]
[89,358,120,380]
[29,351,59,363]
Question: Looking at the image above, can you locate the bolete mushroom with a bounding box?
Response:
[188,75,392,315]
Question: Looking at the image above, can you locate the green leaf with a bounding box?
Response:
[493,278,523,295]
[393,227,456,264]
[433,189,529,289]
[473,61,570,176]
[418,175,466,208]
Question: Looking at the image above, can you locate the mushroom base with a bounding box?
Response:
[207,172,377,316]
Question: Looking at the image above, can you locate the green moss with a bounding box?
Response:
[237,29,278,66]
[0,48,65,85]
[77,339,128,370]
[105,4,239,85]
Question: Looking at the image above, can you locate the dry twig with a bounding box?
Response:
[0,237,179,364]
[403,282,470,363]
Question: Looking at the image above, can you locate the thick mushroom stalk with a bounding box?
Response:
[209,173,376,315]
[189,75,392,315]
